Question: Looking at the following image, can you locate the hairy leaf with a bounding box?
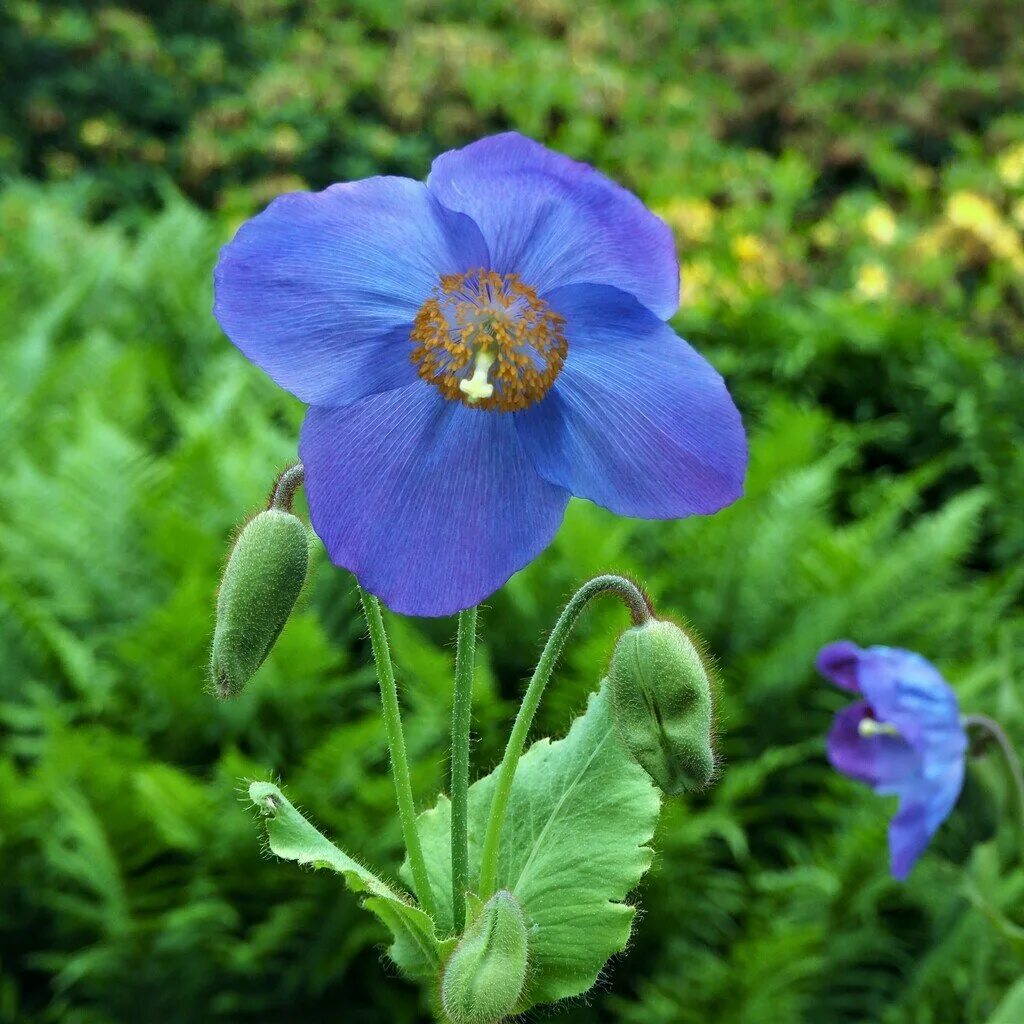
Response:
[410,682,661,1010]
[248,781,442,981]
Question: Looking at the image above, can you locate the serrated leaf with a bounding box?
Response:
[408,682,661,1010]
[248,781,442,980]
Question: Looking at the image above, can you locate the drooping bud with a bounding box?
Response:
[210,508,310,698]
[932,753,1003,865]
[608,619,715,795]
[441,890,530,1024]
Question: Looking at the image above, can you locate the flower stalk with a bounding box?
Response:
[359,586,438,921]
[477,575,652,899]
[270,461,305,513]
[963,712,1024,855]
[451,605,478,933]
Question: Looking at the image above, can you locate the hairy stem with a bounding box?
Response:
[270,461,305,513]
[359,587,438,920]
[450,606,478,933]
[964,713,1024,854]
[477,575,652,899]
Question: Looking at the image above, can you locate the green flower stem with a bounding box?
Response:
[963,713,1024,855]
[270,461,305,513]
[359,587,438,922]
[451,606,478,934]
[477,575,652,899]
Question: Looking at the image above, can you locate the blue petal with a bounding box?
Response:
[855,646,966,761]
[214,178,488,406]
[427,133,679,320]
[514,284,746,518]
[300,385,570,617]
[817,641,968,878]
[816,640,863,693]
[827,701,919,789]
[888,759,965,880]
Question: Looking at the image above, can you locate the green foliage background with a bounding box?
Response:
[2,1,1023,1021]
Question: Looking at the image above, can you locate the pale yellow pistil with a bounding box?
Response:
[458,348,496,403]
[858,718,900,738]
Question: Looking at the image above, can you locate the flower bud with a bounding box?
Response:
[932,755,1002,865]
[441,890,530,1024]
[608,619,715,795]
[210,509,310,698]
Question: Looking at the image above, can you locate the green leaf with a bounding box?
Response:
[409,682,661,1010]
[987,977,1024,1024]
[248,781,443,981]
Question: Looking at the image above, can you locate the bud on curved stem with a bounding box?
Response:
[210,507,310,698]
[609,619,715,795]
[441,890,530,1024]
[963,713,1024,858]
[477,575,652,899]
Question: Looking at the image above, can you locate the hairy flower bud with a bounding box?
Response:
[210,509,309,698]
[609,619,715,795]
[441,890,530,1024]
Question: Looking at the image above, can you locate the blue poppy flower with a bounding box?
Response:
[214,133,747,616]
[817,641,968,879]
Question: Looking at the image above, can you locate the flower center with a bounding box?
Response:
[858,717,900,739]
[410,269,567,412]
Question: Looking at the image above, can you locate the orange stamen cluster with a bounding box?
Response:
[410,269,567,412]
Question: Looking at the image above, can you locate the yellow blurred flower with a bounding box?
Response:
[863,204,897,245]
[945,190,1024,269]
[731,233,783,291]
[997,142,1024,188]
[811,221,839,248]
[269,125,302,161]
[855,262,890,301]
[732,233,764,262]
[184,135,226,178]
[80,118,112,147]
[946,190,1001,232]
[681,258,715,307]
[656,198,716,244]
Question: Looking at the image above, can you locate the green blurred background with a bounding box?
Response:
[2,1,1023,1021]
